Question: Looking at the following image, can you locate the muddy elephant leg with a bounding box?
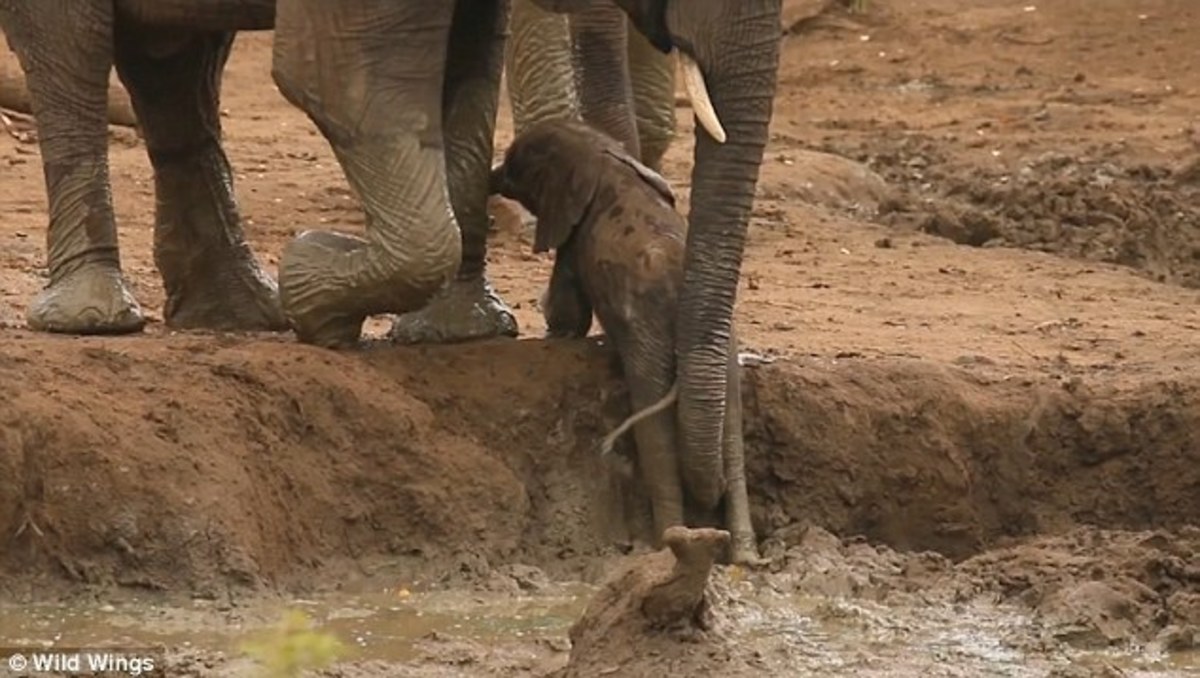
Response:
[505,0,578,135]
[626,24,675,172]
[113,30,286,331]
[722,329,761,564]
[270,0,462,348]
[0,2,145,334]
[388,0,518,345]
[620,340,685,547]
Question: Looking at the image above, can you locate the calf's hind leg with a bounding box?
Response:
[620,343,686,548]
[600,334,761,563]
[113,29,286,331]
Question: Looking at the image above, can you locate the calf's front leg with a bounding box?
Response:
[541,246,593,338]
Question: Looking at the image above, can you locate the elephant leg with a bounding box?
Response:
[627,24,676,172]
[113,30,286,332]
[387,0,518,345]
[722,329,762,564]
[542,245,593,338]
[271,0,462,348]
[504,1,668,168]
[620,338,685,548]
[504,0,578,135]
[570,2,640,159]
[0,2,145,334]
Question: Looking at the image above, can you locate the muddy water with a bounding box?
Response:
[0,582,593,664]
[734,586,1200,677]
[1,580,1195,675]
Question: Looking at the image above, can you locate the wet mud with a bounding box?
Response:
[2,0,1200,675]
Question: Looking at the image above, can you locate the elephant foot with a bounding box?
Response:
[161,251,287,332]
[387,274,518,345]
[728,537,770,568]
[278,230,372,349]
[27,264,147,335]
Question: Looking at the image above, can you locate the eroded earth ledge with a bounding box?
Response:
[0,334,1195,593]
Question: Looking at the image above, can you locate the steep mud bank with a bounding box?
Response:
[1,334,1196,599]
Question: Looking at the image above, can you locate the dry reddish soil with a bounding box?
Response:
[1,0,1199,675]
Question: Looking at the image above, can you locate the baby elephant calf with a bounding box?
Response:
[489,119,760,565]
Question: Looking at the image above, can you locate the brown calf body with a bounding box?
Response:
[490,119,760,563]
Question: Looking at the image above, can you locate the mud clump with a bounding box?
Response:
[956,527,1200,649]
[553,527,750,678]
[764,524,1200,649]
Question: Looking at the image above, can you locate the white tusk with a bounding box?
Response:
[677,50,727,144]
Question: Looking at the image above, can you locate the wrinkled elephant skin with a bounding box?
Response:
[0,0,518,347]
[520,0,783,553]
[1,4,286,336]
[505,0,676,171]
[608,0,784,521]
[490,119,760,563]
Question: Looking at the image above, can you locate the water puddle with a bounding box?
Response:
[0,582,593,664]
[0,581,1194,675]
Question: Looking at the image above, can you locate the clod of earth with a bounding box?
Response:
[553,526,731,677]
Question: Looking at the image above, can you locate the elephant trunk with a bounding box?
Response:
[671,4,781,509]
[569,2,641,158]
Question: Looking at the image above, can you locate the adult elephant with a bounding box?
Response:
[504,0,677,171]
[523,0,783,518]
[0,0,518,347]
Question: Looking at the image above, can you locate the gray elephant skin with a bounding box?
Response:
[2,0,784,519]
[505,0,677,171]
[527,0,783,522]
[489,119,759,564]
[0,0,518,347]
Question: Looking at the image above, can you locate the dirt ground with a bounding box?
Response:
[1,0,1199,675]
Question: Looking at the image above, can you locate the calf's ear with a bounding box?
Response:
[604,148,676,208]
[532,156,602,254]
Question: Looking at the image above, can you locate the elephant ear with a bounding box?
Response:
[531,154,603,254]
[604,148,677,209]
